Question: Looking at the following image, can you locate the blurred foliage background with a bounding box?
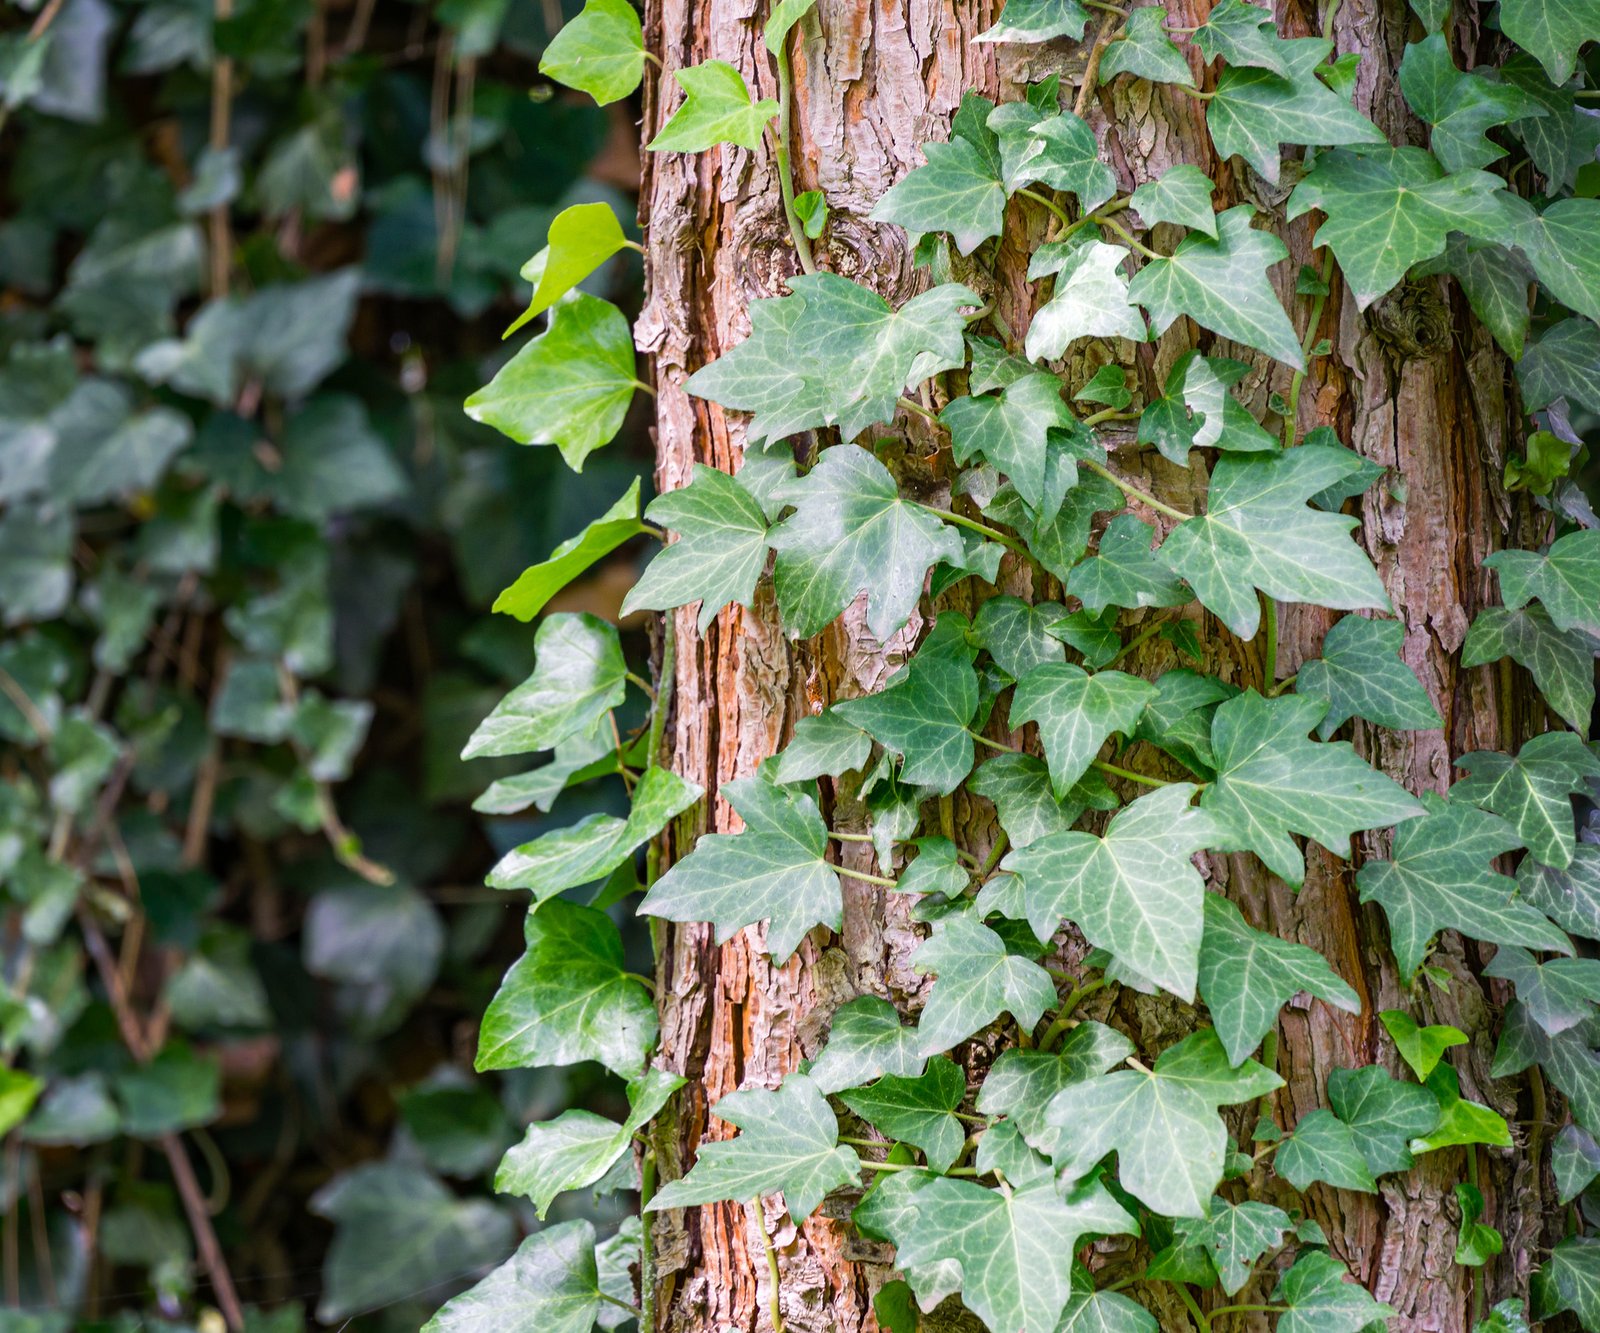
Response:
[0,0,656,1326]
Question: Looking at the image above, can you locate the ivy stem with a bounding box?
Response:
[1040,978,1108,1050]
[1080,457,1191,522]
[967,728,1020,754]
[837,866,898,888]
[1259,593,1278,689]
[899,394,942,425]
[1210,1306,1292,1319]
[921,504,1033,561]
[1055,195,1132,245]
[1094,759,1171,788]
[640,1150,658,1331]
[1173,1281,1212,1331]
[1172,83,1217,101]
[1016,186,1073,228]
[1268,671,1296,697]
[754,1199,787,1333]
[1283,245,1334,446]
[1082,407,1141,427]
[830,830,876,843]
[981,831,1010,877]
[627,670,659,701]
[771,31,817,277]
[1106,619,1167,669]
[1095,213,1163,260]
[858,1160,979,1175]
[597,1290,645,1317]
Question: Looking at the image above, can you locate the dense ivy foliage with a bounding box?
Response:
[0,1,659,1327]
[443,0,1600,1328]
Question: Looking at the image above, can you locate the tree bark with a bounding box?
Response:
[636,1,1553,1329]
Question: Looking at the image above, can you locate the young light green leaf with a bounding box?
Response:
[976,1022,1135,1143]
[1130,165,1217,237]
[1067,515,1190,615]
[485,766,703,901]
[1176,1199,1292,1295]
[1411,1061,1511,1153]
[833,649,978,795]
[968,751,1081,848]
[1483,946,1600,1035]
[1454,732,1600,871]
[998,784,1219,997]
[1206,38,1387,185]
[648,61,779,152]
[942,372,1080,509]
[1357,792,1567,976]
[869,136,1006,254]
[1463,604,1594,733]
[465,292,638,471]
[494,479,646,622]
[621,464,770,632]
[1400,34,1547,173]
[1274,1108,1378,1192]
[763,0,817,53]
[477,898,657,1078]
[976,0,1091,43]
[1025,240,1147,359]
[506,201,634,337]
[538,0,644,105]
[463,613,625,759]
[768,444,965,642]
[647,1073,860,1222]
[910,914,1057,1054]
[1327,1063,1441,1175]
[1160,445,1391,640]
[1297,615,1442,739]
[1010,663,1157,797]
[1485,528,1600,638]
[888,1177,1138,1333]
[1198,894,1361,1067]
[1285,147,1510,309]
[1100,5,1195,86]
[686,274,976,444]
[1273,1250,1397,1333]
[1378,1009,1468,1081]
[421,1220,607,1333]
[807,995,927,1095]
[1127,206,1304,369]
[838,1056,966,1172]
[640,774,841,962]
[1043,1028,1282,1217]
[495,1067,684,1217]
[1202,690,1424,886]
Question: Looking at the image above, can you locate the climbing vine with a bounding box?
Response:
[437,0,1600,1328]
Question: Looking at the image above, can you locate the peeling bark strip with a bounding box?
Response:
[636,0,1554,1328]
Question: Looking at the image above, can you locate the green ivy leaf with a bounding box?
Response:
[1378,1009,1468,1081]
[1201,690,1424,886]
[1297,615,1443,739]
[1175,1199,1292,1295]
[1327,1064,1441,1175]
[1207,39,1386,186]
[1455,732,1600,870]
[1128,206,1304,368]
[833,647,978,795]
[766,712,873,785]
[1043,1028,1282,1217]
[968,751,1081,848]
[648,61,779,152]
[1486,528,1600,639]
[985,469,1123,583]
[1463,604,1595,733]
[941,372,1080,510]
[463,613,625,759]
[1554,1124,1600,1203]
[1133,669,1237,775]
[768,445,965,642]
[1519,843,1600,942]
[1059,1281,1160,1332]
[686,274,976,444]
[1498,0,1596,83]
[973,596,1067,681]
[1273,1250,1397,1333]
[989,105,1117,209]
[1130,165,1217,236]
[494,479,646,622]
[1285,148,1510,309]
[1100,6,1195,86]
[485,766,703,902]
[506,202,634,337]
[1358,792,1568,976]
[997,784,1218,997]
[1010,663,1157,797]
[976,1022,1135,1143]
[1274,1107,1378,1192]
[1485,946,1600,1035]
[465,291,638,471]
[1400,34,1547,173]
[887,1177,1138,1333]
[647,1073,860,1222]
[495,1067,683,1217]
[1503,52,1600,191]
[1411,1062,1511,1153]
[1068,515,1191,615]
[910,914,1057,1053]
[538,0,644,104]
[1191,0,1291,74]
[763,0,818,52]
[1025,239,1147,360]
[1495,1000,1600,1133]
[1198,894,1361,1067]
[640,773,841,962]
[1519,318,1600,417]
[975,0,1090,43]
[1161,445,1390,640]
[838,1056,966,1172]
[477,898,657,1078]
[807,995,927,1095]
[869,136,1007,254]
[620,465,770,632]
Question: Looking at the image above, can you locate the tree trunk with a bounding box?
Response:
[635,1,1550,1329]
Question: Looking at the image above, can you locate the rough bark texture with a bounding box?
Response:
[635,1,1555,1329]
